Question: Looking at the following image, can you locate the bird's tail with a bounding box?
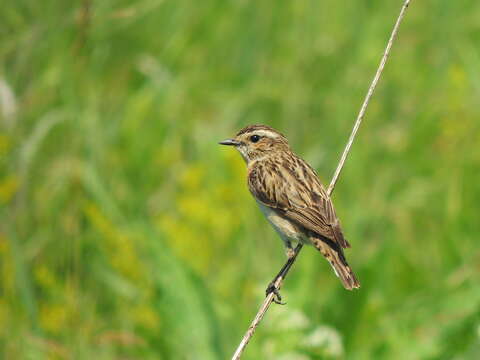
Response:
[311,237,360,290]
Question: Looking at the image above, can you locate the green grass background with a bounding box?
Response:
[1,0,480,359]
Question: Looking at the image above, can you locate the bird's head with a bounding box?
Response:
[219,124,290,164]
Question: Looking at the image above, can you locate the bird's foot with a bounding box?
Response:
[266,281,286,305]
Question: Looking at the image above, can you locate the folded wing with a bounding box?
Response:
[248,156,350,249]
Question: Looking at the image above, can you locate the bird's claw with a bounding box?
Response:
[266,282,286,305]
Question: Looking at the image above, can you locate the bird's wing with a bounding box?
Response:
[248,156,350,248]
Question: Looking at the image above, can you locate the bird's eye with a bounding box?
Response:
[250,135,261,143]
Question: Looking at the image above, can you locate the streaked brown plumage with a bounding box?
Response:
[220,124,359,290]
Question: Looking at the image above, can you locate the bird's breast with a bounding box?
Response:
[256,201,304,242]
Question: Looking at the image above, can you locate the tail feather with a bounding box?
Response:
[331,221,351,249]
[311,237,360,290]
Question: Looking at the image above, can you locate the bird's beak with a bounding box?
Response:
[219,139,241,146]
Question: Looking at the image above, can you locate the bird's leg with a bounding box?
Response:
[285,241,296,260]
[266,243,303,305]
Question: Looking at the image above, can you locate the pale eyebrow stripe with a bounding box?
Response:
[254,130,279,138]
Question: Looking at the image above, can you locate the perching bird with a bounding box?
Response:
[220,124,359,296]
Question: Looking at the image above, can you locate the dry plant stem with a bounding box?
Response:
[231,1,412,359]
[231,244,303,360]
[327,0,411,195]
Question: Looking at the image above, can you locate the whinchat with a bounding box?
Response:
[220,125,359,292]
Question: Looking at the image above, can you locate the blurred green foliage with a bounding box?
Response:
[1,0,480,359]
